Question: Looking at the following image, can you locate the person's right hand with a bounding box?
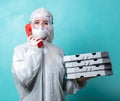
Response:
[28,35,43,48]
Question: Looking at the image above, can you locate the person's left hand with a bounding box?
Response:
[75,77,93,86]
[76,77,91,82]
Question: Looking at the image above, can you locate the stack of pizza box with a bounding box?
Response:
[64,51,113,79]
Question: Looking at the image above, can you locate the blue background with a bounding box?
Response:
[0,0,120,101]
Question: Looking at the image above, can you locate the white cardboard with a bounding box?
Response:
[66,64,112,74]
[64,51,109,62]
[65,58,110,68]
[66,70,112,79]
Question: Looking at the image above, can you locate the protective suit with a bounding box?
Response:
[12,8,86,101]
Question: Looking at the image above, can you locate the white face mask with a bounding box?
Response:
[32,24,54,43]
[32,26,48,39]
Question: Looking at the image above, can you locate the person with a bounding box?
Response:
[12,8,88,101]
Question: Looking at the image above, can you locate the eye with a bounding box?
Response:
[34,21,39,24]
[43,20,49,25]
[44,22,48,25]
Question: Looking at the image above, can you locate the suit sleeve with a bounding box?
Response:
[63,78,87,95]
[60,50,87,95]
[12,46,43,86]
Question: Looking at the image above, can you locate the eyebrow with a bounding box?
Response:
[34,20,40,22]
[34,19,49,22]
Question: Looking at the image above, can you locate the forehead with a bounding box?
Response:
[34,16,49,22]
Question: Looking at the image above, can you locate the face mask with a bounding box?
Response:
[32,26,48,39]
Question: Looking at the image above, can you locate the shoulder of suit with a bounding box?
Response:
[14,43,29,51]
[51,44,64,56]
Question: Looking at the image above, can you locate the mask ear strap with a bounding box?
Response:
[25,23,32,37]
